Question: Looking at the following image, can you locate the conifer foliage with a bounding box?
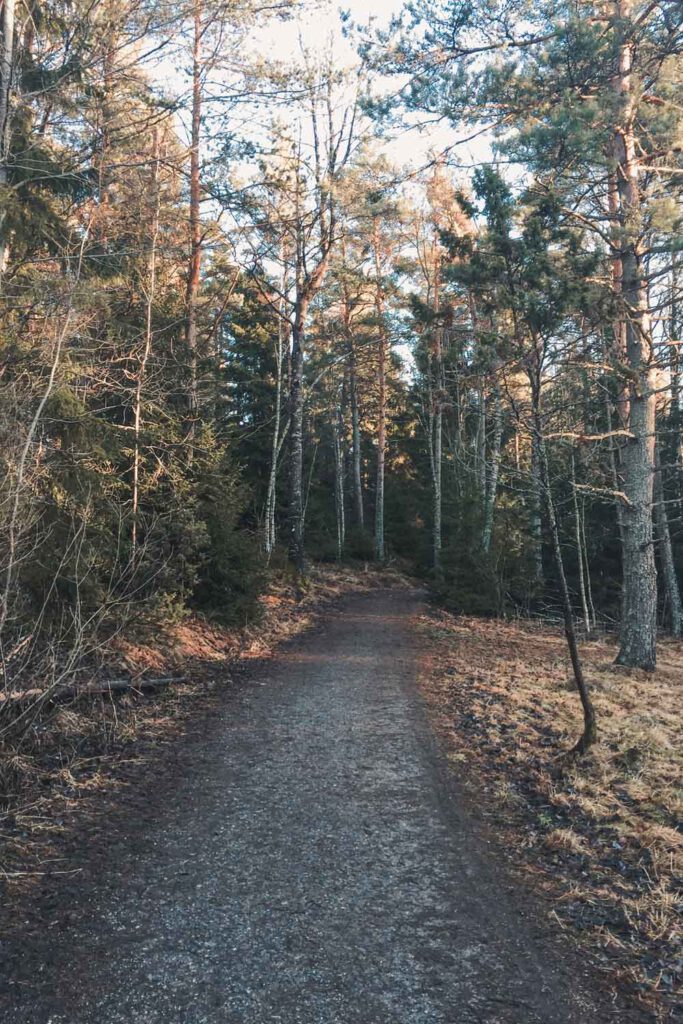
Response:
[0,0,681,707]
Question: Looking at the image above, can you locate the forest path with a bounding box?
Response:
[2,588,614,1023]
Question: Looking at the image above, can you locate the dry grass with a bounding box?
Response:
[417,610,682,1020]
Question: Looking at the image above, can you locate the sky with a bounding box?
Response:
[244,0,493,179]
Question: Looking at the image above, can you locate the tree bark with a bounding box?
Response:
[571,454,591,634]
[132,135,161,556]
[529,431,544,591]
[375,326,386,562]
[348,337,364,530]
[288,301,307,571]
[612,0,658,669]
[0,0,16,277]
[184,0,202,462]
[482,376,502,553]
[432,255,443,571]
[373,217,387,562]
[333,398,345,560]
[654,443,682,637]
[340,243,364,530]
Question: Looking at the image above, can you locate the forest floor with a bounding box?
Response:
[417,609,682,1023]
[0,585,642,1024]
[0,574,679,1023]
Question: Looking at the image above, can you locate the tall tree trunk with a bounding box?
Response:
[132,136,161,556]
[0,0,14,278]
[433,402,442,571]
[475,380,486,505]
[373,217,387,562]
[602,334,626,549]
[375,326,386,562]
[348,337,364,530]
[571,454,591,634]
[613,0,657,669]
[670,265,681,418]
[265,302,287,557]
[340,237,364,531]
[432,256,443,571]
[333,398,345,561]
[580,496,597,632]
[529,431,544,591]
[654,443,683,637]
[184,0,202,462]
[482,375,502,553]
[288,302,307,571]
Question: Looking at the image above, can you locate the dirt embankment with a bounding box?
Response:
[417,609,682,1023]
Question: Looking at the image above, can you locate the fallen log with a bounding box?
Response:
[0,676,188,708]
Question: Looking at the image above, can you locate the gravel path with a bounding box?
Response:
[1,588,614,1023]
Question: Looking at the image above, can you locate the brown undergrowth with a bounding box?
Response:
[417,608,682,1022]
[0,564,406,890]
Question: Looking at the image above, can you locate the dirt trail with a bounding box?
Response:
[0,589,632,1023]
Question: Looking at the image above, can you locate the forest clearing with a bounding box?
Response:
[0,0,682,1019]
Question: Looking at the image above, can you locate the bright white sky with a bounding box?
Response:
[243,0,493,180]
[150,0,493,178]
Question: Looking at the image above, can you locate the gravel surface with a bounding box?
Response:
[1,588,622,1023]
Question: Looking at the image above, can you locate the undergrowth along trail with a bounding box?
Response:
[417,609,682,1022]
